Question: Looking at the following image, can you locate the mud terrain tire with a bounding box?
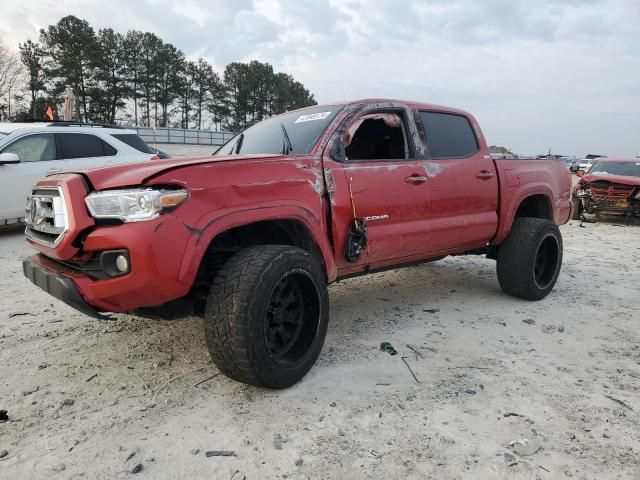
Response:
[204,245,329,388]
[497,218,563,300]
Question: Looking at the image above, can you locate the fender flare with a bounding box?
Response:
[493,183,554,245]
[176,203,338,286]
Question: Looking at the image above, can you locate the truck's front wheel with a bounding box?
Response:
[496,218,563,300]
[204,245,329,388]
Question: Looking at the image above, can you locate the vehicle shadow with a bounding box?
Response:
[580,213,640,227]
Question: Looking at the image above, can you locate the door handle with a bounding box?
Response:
[406,175,428,184]
[476,170,495,180]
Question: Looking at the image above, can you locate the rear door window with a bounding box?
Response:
[419,111,478,159]
[1,134,57,162]
[58,133,117,159]
[111,134,154,154]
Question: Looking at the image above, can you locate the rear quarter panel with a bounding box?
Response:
[493,159,572,244]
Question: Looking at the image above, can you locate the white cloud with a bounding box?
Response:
[1,0,639,155]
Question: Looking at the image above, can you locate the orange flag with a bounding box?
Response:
[46,106,54,120]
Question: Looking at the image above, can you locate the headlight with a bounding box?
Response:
[576,189,590,198]
[85,188,189,222]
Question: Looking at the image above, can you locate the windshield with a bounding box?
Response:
[587,161,640,177]
[214,105,342,156]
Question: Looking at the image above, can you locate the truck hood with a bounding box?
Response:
[580,173,640,187]
[63,154,282,191]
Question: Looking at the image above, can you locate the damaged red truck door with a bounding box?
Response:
[417,110,499,254]
[22,99,572,389]
[330,104,433,264]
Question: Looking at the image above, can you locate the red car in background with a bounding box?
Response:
[572,158,640,220]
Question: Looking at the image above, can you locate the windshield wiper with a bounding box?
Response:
[281,123,293,155]
[234,133,244,154]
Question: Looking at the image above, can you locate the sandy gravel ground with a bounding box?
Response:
[1,217,639,480]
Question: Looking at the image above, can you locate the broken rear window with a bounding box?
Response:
[214,106,342,156]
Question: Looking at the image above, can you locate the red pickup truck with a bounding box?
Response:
[22,99,572,387]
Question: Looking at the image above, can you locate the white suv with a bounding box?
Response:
[0,122,160,225]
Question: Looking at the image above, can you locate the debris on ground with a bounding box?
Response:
[401,356,421,384]
[522,319,535,325]
[295,458,304,466]
[131,463,143,474]
[230,471,246,480]
[205,450,236,457]
[21,386,39,396]
[274,434,284,450]
[380,342,397,355]
[509,438,542,456]
[0,410,8,422]
[423,309,440,314]
[406,344,424,359]
[604,395,633,411]
[194,373,220,387]
[61,398,75,406]
[0,450,8,459]
[503,412,523,418]
[503,452,516,464]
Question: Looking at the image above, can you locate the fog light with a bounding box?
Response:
[115,255,129,273]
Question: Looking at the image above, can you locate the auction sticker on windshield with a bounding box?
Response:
[294,112,332,123]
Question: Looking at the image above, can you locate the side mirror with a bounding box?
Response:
[0,152,19,165]
[576,170,584,177]
[330,136,346,162]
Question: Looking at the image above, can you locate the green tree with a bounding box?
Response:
[192,58,215,129]
[489,145,509,154]
[207,72,227,131]
[123,30,144,126]
[18,40,45,119]
[89,28,131,123]
[154,42,184,127]
[177,60,196,128]
[138,32,162,126]
[39,15,98,121]
[221,62,251,131]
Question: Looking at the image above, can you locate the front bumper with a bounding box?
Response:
[23,214,195,314]
[23,256,107,319]
[582,197,640,215]
[23,174,199,316]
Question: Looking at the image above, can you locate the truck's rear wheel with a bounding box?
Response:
[204,245,329,388]
[496,218,563,300]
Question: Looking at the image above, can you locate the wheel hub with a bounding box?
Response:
[265,277,304,359]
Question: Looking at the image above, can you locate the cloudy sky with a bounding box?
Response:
[1,0,639,155]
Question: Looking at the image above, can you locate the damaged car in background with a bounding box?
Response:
[572,158,640,222]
